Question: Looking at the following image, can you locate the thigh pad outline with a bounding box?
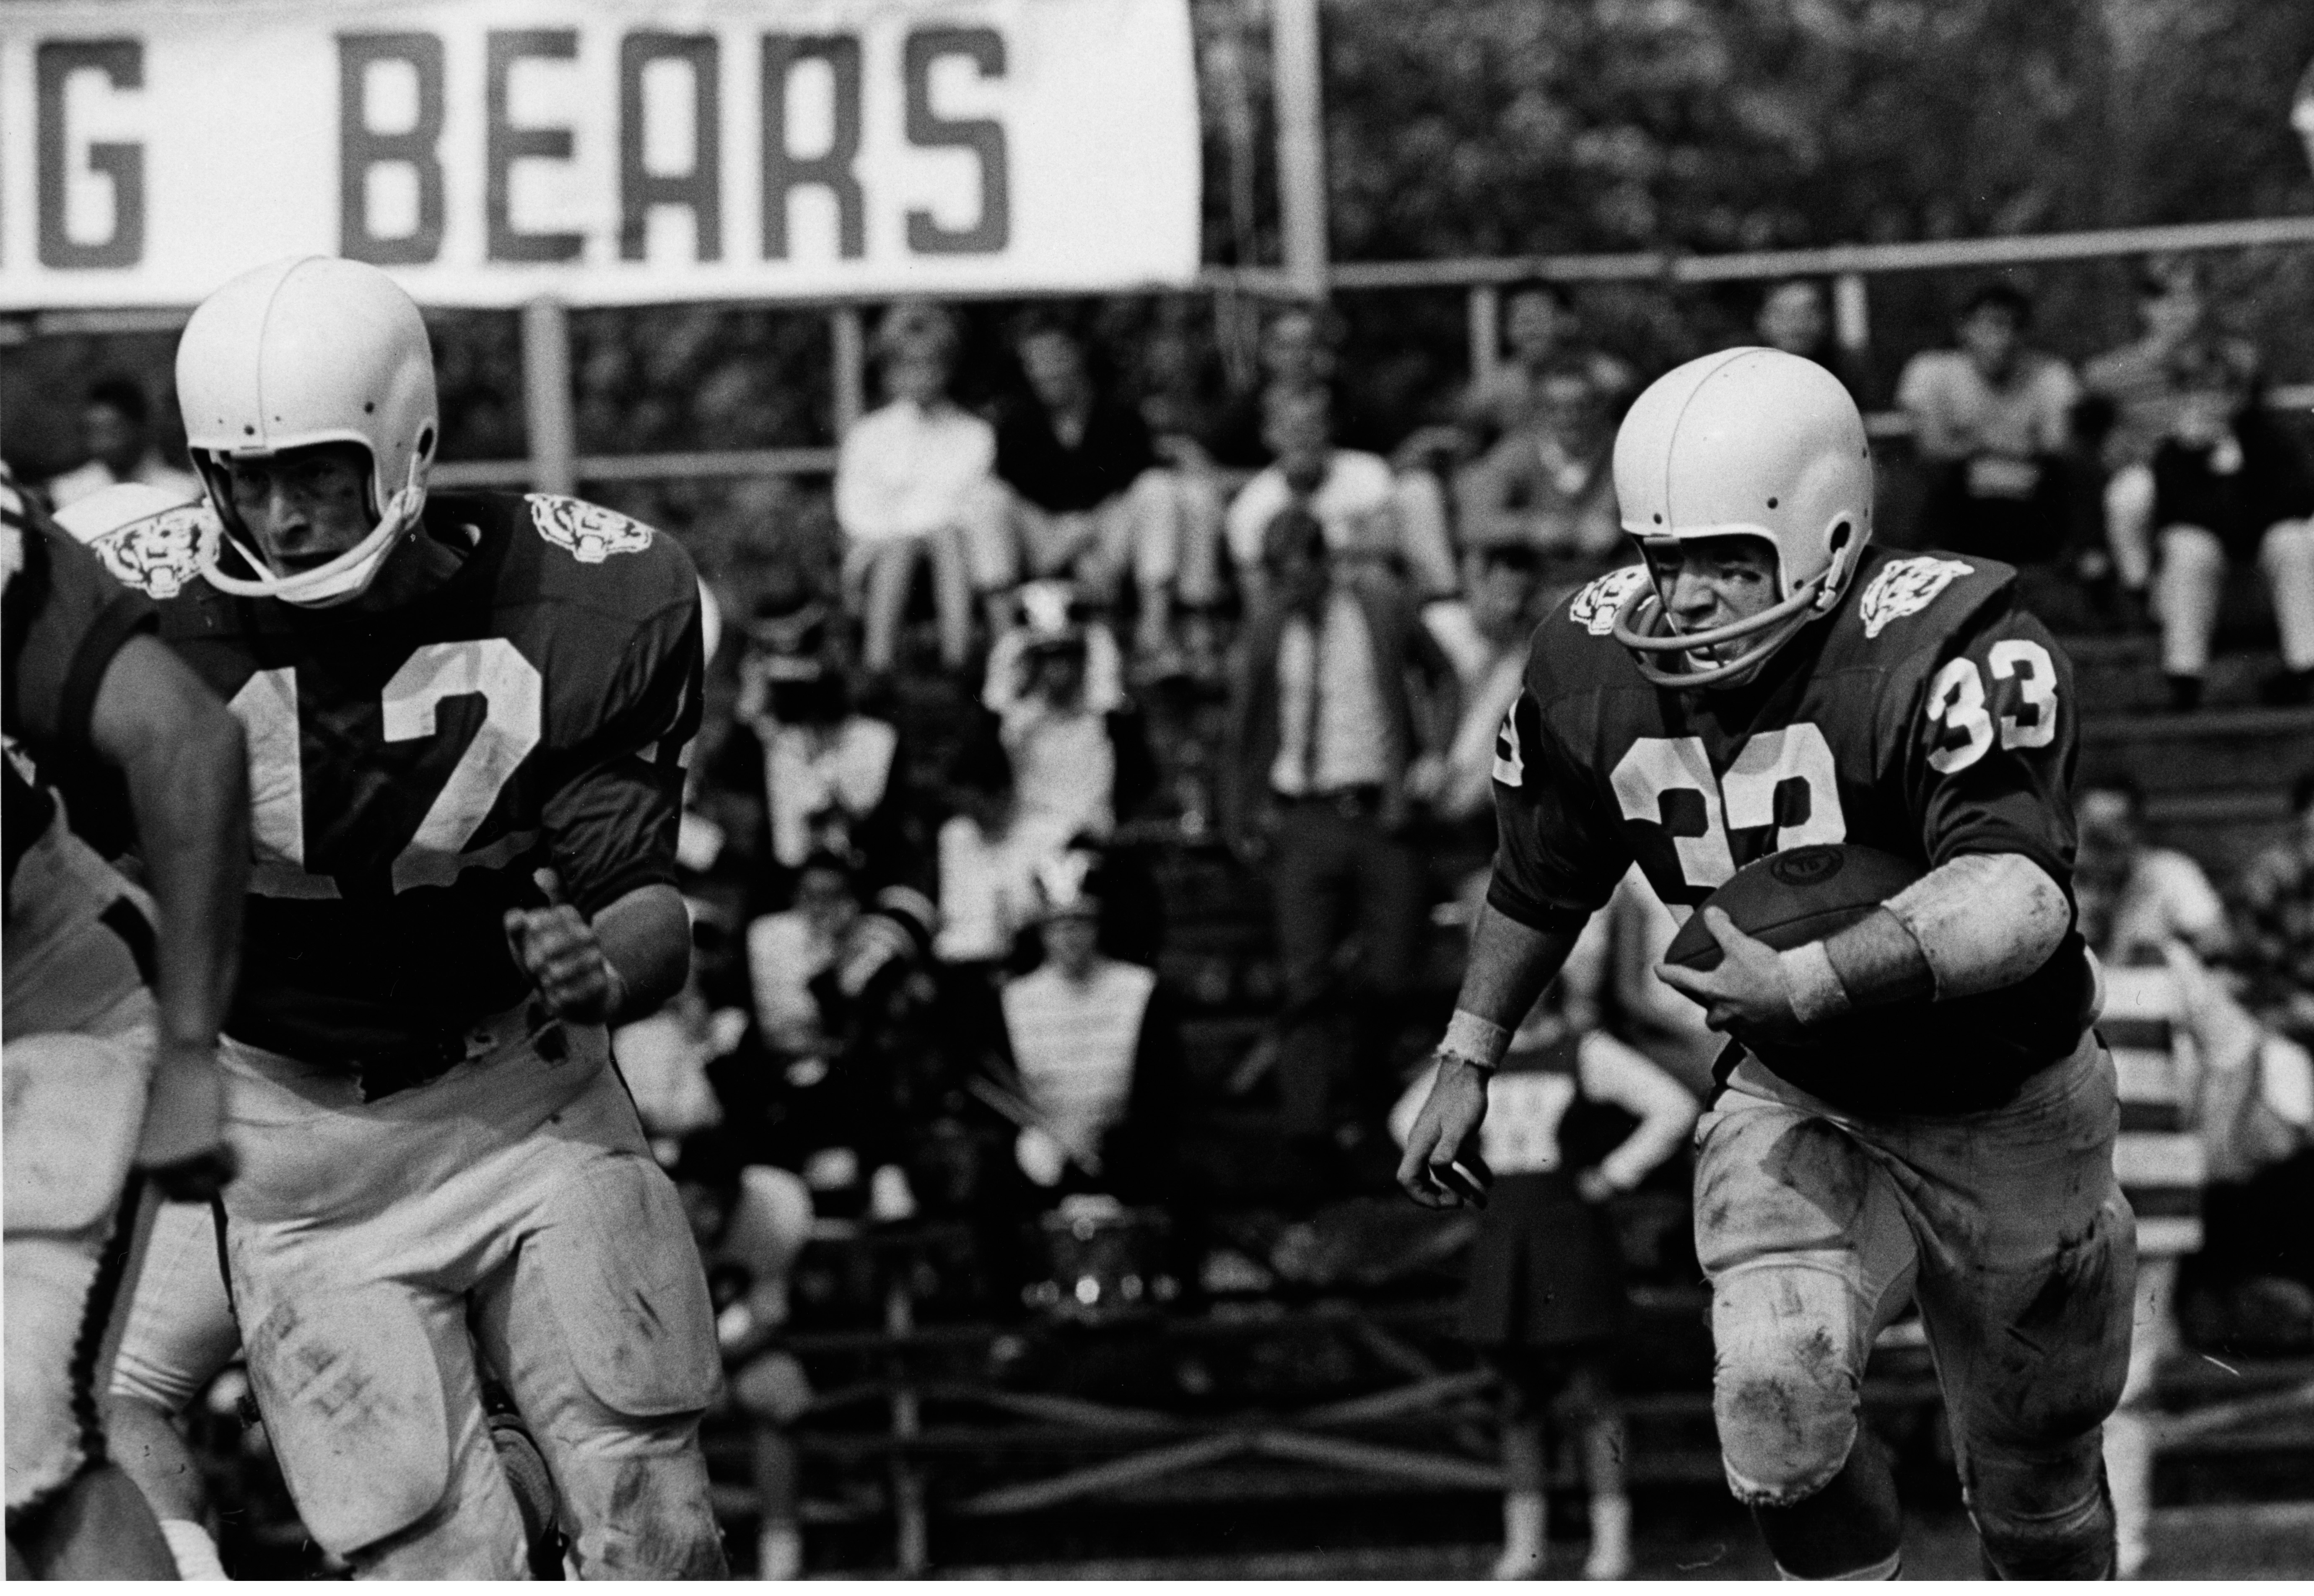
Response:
[3,1031,149,1236]
[240,1283,451,1555]
[535,1153,721,1418]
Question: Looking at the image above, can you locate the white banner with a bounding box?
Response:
[0,0,1201,308]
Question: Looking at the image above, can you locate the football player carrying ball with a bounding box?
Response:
[88,256,725,1578]
[1400,348,2131,1579]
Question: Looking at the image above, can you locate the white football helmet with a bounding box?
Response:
[1609,347,1872,688]
[176,256,437,607]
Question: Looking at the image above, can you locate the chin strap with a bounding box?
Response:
[1611,572,1827,689]
[202,461,427,609]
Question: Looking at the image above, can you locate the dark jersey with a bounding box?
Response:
[97,491,702,1067]
[1487,546,2095,1114]
[2,469,156,892]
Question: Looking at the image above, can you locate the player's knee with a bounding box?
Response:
[1967,1441,2115,1580]
[1710,1281,1863,1507]
[574,1451,728,1579]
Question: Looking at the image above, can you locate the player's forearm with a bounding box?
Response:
[1443,901,1585,1065]
[1811,852,2070,1013]
[590,882,692,1022]
[93,638,249,1051]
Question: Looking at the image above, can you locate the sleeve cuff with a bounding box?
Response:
[57,593,157,754]
[1484,875,1595,937]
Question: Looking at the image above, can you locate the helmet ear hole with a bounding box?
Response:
[415,425,436,465]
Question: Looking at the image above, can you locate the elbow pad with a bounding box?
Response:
[1884,853,2070,1000]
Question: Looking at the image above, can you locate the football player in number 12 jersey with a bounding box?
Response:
[87,256,725,1578]
[1399,348,2133,1579]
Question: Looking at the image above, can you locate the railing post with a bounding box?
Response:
[521,296,573,490]
[1270,0,1330,301]
[1833,271,1870,359]
[832,306,868,438]
[520,298,577,496]
[1467,283,1500,389]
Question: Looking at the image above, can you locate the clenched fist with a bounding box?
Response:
[503,869,627,1023]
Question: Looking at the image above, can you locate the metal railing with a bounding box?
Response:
[13,212,2312,492]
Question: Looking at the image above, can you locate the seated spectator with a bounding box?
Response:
[1222,508,1460,1196]
[2239,771,2314,1050]
[1459,280,1638,451]
[994,316,1224,667]
[985,848,1184,1205]
[1452,358,1623,567]
[2144,342,2314,709]
[1437,545,1545,824]
[835,301,1013,672]
[1751,278,1869,400]
[42,375,200,510]
[738,856,943,1222]
[935,585,1158,965]
[2078,260,2244,604]
[1897,282,2080,563]
[1200,301,1388,469]
[1226,385,1461,611]
[2093,898,2314,1576]
[2073,777,2232,963]
[706,589,916,913]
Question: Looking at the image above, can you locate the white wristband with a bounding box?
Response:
[1780,941,1853,1028]
[1441,1009,1513,1072]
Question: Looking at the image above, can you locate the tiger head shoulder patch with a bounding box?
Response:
[1857,556,1974,640]
[89,505,219,600]
[1568,564,1651,636]
[527,493,655,564]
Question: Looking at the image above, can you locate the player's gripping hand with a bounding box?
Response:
[1652,907,1808,1044]
[136,1039,238,1203]
[1395,1055,1494,1210]
[504,868,628,1024]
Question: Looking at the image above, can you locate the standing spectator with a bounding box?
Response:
[1558,866,1722,1103]
[2078,262,2244,603]
[2240,771,2314,1050]
[1437,545,1545,825]
[2073,778,2232,963]
[1897,283,2081,562]
[1452,360,1623,566]
[2143,345,2314,709]
[1460,281,1638,451]
[1222,509,1460,1192]
[835,302,1013,673]
[1226,385,1461,611]
[993,318,1223,667]
[1391,1000,1696,1580]
[42,376,201,510]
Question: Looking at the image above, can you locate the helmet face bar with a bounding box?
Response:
[176,256,439,608]
[1608,347,1873,689]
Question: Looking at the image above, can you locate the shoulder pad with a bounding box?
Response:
[87,504,219,600]
[1567,565,1650,635]
[1854,555,1981,641]
[525,493,655,564]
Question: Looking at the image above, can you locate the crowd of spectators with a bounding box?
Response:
[26,261,2314,1574]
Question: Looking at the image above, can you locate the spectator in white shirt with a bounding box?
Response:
[1226,385,1461,611]
[2073,778,2232,966]
[1896,283,2082,563]
[43,376,200,511]
[835,302,1014,673]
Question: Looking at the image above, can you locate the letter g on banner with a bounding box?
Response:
[38,40,145,269]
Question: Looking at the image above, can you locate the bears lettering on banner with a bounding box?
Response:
[527,494,654,563]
